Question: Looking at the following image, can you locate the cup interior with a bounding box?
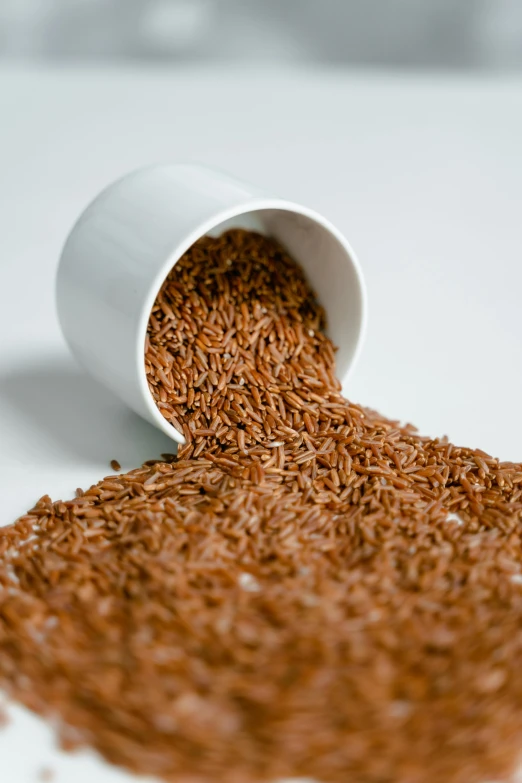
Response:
[141,204,365,445]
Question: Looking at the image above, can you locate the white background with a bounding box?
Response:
[0,66,521,781]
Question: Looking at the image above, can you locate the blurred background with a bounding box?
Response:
[0,0,521,69]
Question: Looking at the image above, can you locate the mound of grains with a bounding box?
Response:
[2,230,522,783]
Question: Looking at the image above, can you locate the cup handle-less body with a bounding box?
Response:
[56,164,366,445]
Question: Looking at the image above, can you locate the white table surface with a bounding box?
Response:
[0,65,521,782]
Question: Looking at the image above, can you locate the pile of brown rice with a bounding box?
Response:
[2,230,522,783]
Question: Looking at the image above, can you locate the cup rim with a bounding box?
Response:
[137,196,367,445]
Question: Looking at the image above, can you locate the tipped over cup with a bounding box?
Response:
[56,164,366,445]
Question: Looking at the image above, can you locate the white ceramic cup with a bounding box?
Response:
[56,164,366,445]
